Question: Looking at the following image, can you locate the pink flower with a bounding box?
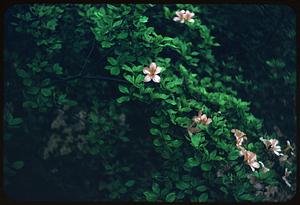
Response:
[173,10,195,23]
[240,147,260,172]
[279,154,289,166]
[143,62,161,83]
[259,137,282,156]
[192,110,212,125]
[231,129,247,147]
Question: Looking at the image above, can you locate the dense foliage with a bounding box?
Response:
[4,4,296,202]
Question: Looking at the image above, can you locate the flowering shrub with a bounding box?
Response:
[4,4,296,202]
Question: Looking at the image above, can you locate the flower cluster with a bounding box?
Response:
[43,107,88,159]
[232,129,269,173]
[142,10,196,84]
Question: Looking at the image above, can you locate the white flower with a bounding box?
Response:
[173,10,195,23]
[192,110,212,125]
[143,62,161,83]
[258,161,270,173]
[259,137,282,156]
[282,168,292,187]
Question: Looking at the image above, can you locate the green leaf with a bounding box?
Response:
[152,183,160,194]
[107,57,118,66]
[150,128,160,135]
[139,16,148,23]
[187,157,200,167]
[198,193,208,202]
[228,150,240,160]
[201,163,212,171]
[124,75,134,83]
[46,19,57,30]
[53,63,63,74]
[12,161,24,170]
[135,74,144,84]
[176,181,190,190]
[101,41,113,48]
[110,67,120,75]
[125,180,135,187]
[153,138,162,147]
[117,32,128,39]
[169,140,183,148]
[116,96,130,104]
[239,194,253,201]
[165,192,176,202]
[191,134,204,148]
[22,101,38,108]
[41,88,52,97]
[118,85,129,94]
[122,65,133,72]
[16,69,29,78]
[165,99,177,105]
[22,78,32,86]
[152,93,169,100]
[113,19,123,27]
[150,117,161,125]
[9,118,23,126]
[144,191,157,201]
[196,185,207,192]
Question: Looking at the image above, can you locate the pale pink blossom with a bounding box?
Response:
[282,168,292,187]
[143,62,161,83]
[259,137,282,156]
[283,140,295,157]
[192,110,212,125]
[264,185,278,198]
[240,147,260,172]
[173,10,195,23]
[231,129,247,147]
[279,154,289,166]
[258,161,270,173]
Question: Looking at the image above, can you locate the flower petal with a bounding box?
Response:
[150,62,156,70]
[152,75,161,83]
[206,118,212,125]
[144,75,152,82]
[176,11,182,17]
[252,162,260,169]
[143,67,150,74]
[173,17,180,22]
[155,66,161,74]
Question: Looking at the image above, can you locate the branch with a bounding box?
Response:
[79,38,96,75]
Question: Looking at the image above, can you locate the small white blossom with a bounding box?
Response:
[143,62,161,83]
[259,137,282,156]
[240,147,260,172]
[258,161,270,173]
[192,110,212,125]
[282,168,292,187]
[173,10,195,23]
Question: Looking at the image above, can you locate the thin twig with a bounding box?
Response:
[79,38,96,75]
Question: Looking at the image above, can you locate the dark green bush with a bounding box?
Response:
[4,4,296,202]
